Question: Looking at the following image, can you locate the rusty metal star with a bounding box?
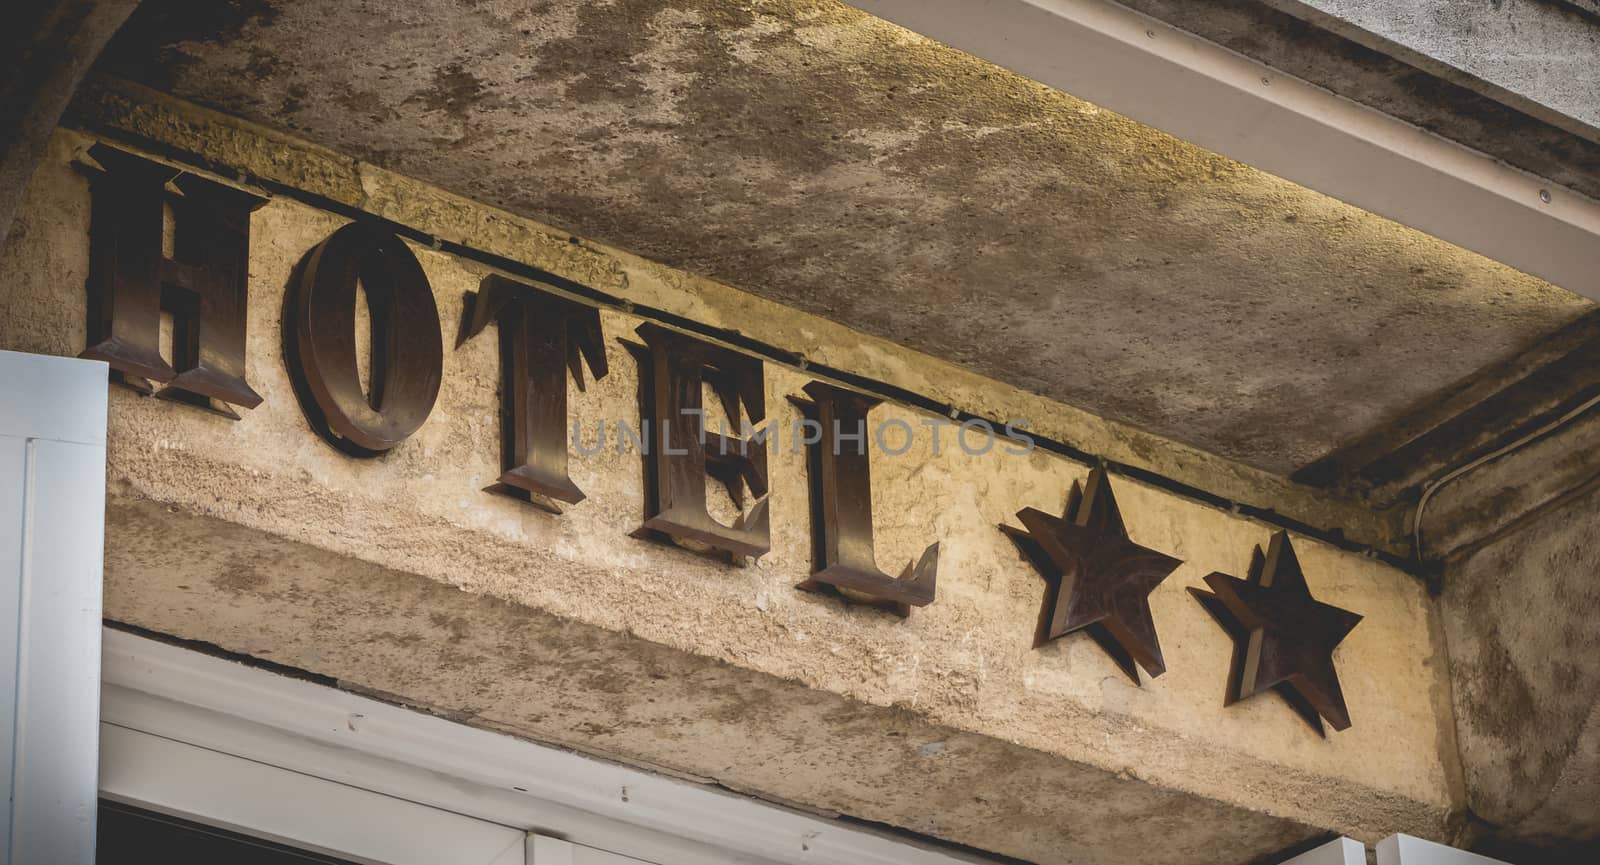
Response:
[1001,466,1183,684]
[1189,531,1363,735]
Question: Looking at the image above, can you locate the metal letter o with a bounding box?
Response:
[286,222,443,455]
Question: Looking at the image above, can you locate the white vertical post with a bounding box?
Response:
[0,350,108,865]
[1280,837,1367,865]
[527,835,656,865]
[528,836,576,865]
[1377,835,1514,865]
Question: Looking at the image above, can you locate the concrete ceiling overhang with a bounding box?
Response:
[1112,0,1600,203]
[94,0,1594,477]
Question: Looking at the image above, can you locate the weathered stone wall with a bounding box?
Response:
[1271,0,1600,133]
[1440,471,1600,856]
[1,114,1463,863]
[0,0,139,252]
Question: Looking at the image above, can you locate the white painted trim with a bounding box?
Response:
[99,724,527,865]
[1377,834,1513,865]
[528,836,578,865]
[849,0,1600,300]
[528,835,654,865]
[101,628,997,865]
[1280,837,1367,865]
[0,350,108,445]
[1,352,107,865]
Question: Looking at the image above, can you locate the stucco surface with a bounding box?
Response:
[1441,473,1600,852]
[1273,0,1600,133]
[92,0,1592,475]
[0,129,1462,863]
[0,0,139,254]
[1100,0,1600,207]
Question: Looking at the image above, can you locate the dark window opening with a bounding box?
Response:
[96,799,360,865]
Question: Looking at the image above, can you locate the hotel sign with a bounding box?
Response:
[77,144,1363,734]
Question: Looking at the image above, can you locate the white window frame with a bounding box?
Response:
[1283,834,1514,865]
[527,835,656,865]
[99,627,998,865]
[1281,837,1367,865]
[1376,836,1512,865]
[99,725,526,865]
[1,351,108,865]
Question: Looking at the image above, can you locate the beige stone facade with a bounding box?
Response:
[0,85,1469,864]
